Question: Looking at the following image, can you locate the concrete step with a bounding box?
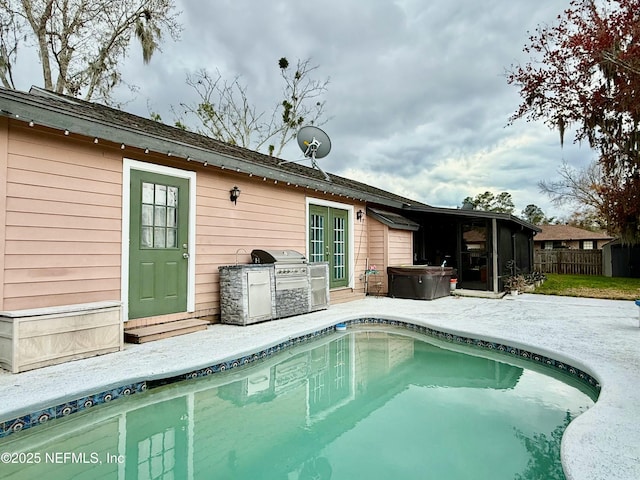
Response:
[124,318,209,344]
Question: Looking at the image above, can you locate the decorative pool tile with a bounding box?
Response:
[0,381,145,440]
[55,401,77,418]
[0,317,600,440]
[29,407,55,427]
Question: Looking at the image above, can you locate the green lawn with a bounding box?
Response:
[533,274,640,300]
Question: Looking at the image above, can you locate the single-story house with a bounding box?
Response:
[534,224,613,250]
[0,86,539,372]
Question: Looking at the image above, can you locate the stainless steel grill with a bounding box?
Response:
[251,249,310,318]
[251,249,308,289]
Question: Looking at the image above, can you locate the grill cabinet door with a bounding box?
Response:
[247,270,272,321]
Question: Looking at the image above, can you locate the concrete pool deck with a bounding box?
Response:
[0,293,639,480]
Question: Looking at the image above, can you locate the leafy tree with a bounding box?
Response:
[507,0,640,243]
[174,57,329,156]
[461,191,515,214]
[521,204,550,225]
[0,0,181,104]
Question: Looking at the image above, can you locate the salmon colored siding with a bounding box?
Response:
[366,217,413,295]
[367,219,385,293]
[194,172,307,315]
[0,119,376,321]
[0,119,8,311]
[388,229,413,266]
[3,123,122,311]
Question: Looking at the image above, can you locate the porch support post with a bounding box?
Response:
[492,218,499,293]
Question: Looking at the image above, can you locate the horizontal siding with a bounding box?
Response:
[1,122,377,314]
[6,211,121,230]
[366,219,387,295]
[388,230,413,266]
[3,254,120,269]
[194,173,307,313]
[3,125,122,310]
[352,208,368,296]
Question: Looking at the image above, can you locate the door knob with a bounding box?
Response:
[183,252,189,259]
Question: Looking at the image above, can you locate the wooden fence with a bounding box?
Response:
[534,249,603,275]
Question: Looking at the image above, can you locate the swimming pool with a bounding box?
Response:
[0,326,596,480]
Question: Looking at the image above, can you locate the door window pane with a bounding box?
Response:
[141,227,153,248]
[333,216,346,280]
[154,228,166,248]
[310,213,325,262]
[167,187,178,207]
[141,181,179,249]
[142,182,154,203]
[155,184,167,205]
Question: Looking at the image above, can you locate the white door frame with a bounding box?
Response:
[305,197,355,289]
[121,159,197,321]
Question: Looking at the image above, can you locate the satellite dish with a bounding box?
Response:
[296,125,332,159]
[291,125,332,182]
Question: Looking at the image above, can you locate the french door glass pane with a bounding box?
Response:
[333,216,345,280]
[310,213,325,262]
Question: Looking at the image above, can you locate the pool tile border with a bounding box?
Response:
[0,382,146,439]
[0,318,600,439]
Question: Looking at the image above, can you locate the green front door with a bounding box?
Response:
[129,170,190,319]
[309,205,349,288]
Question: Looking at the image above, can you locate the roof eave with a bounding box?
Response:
[403,204,541,232]
[0,90,409,209]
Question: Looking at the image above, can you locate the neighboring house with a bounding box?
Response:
[0,86,539,372]
[533,225,613,250]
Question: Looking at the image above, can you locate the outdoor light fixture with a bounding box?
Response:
[230,186,241,204]
[357,209,365,221]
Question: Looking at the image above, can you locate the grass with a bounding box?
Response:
[533,274,640,300]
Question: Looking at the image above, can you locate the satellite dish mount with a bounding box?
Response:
[280,126,332,182]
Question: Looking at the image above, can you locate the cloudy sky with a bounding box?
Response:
[18,0,594,219]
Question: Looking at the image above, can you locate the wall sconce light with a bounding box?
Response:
[230,186,241,204]
[357,209,365,221]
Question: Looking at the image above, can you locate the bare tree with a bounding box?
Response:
[538,161,617,228]
[0,0,181,104]
[0,7,20,89]
[175,57,329,156]
[539,160,605,213]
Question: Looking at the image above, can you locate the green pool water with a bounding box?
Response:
[0,329,596,480]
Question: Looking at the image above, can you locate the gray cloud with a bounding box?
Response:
[112,0,585,218]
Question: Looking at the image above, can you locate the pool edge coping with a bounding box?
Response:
[0,313,601,440]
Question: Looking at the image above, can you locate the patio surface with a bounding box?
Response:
[0,293,639,480]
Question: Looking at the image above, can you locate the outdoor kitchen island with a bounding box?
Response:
[218,250,329,326]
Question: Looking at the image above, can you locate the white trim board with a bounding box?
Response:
[121,159,197,321]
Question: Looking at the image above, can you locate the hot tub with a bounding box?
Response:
[387,265,455,300]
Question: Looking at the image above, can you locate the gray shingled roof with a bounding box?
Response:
[0,86,541,233]
[0,86,428,210]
